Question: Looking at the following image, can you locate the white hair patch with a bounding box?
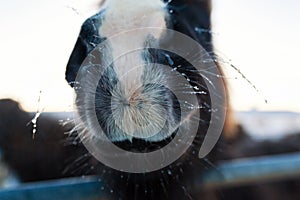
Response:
[99,0,167,100]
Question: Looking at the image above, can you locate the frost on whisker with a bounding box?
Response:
[64,5,81,15]
[27,91,44,139]
[209,50,268,104]
[194,27,219,36]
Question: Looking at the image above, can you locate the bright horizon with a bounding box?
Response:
[0,0,299,112]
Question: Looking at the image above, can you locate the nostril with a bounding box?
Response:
[129,90,141,105]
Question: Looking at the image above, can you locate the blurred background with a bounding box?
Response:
[1,0,299,113]
[0,0,299,199]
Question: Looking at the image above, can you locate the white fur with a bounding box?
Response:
[99,0,167,100]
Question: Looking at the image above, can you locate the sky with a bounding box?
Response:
[0,0,299,112]
[212,0,300,112]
